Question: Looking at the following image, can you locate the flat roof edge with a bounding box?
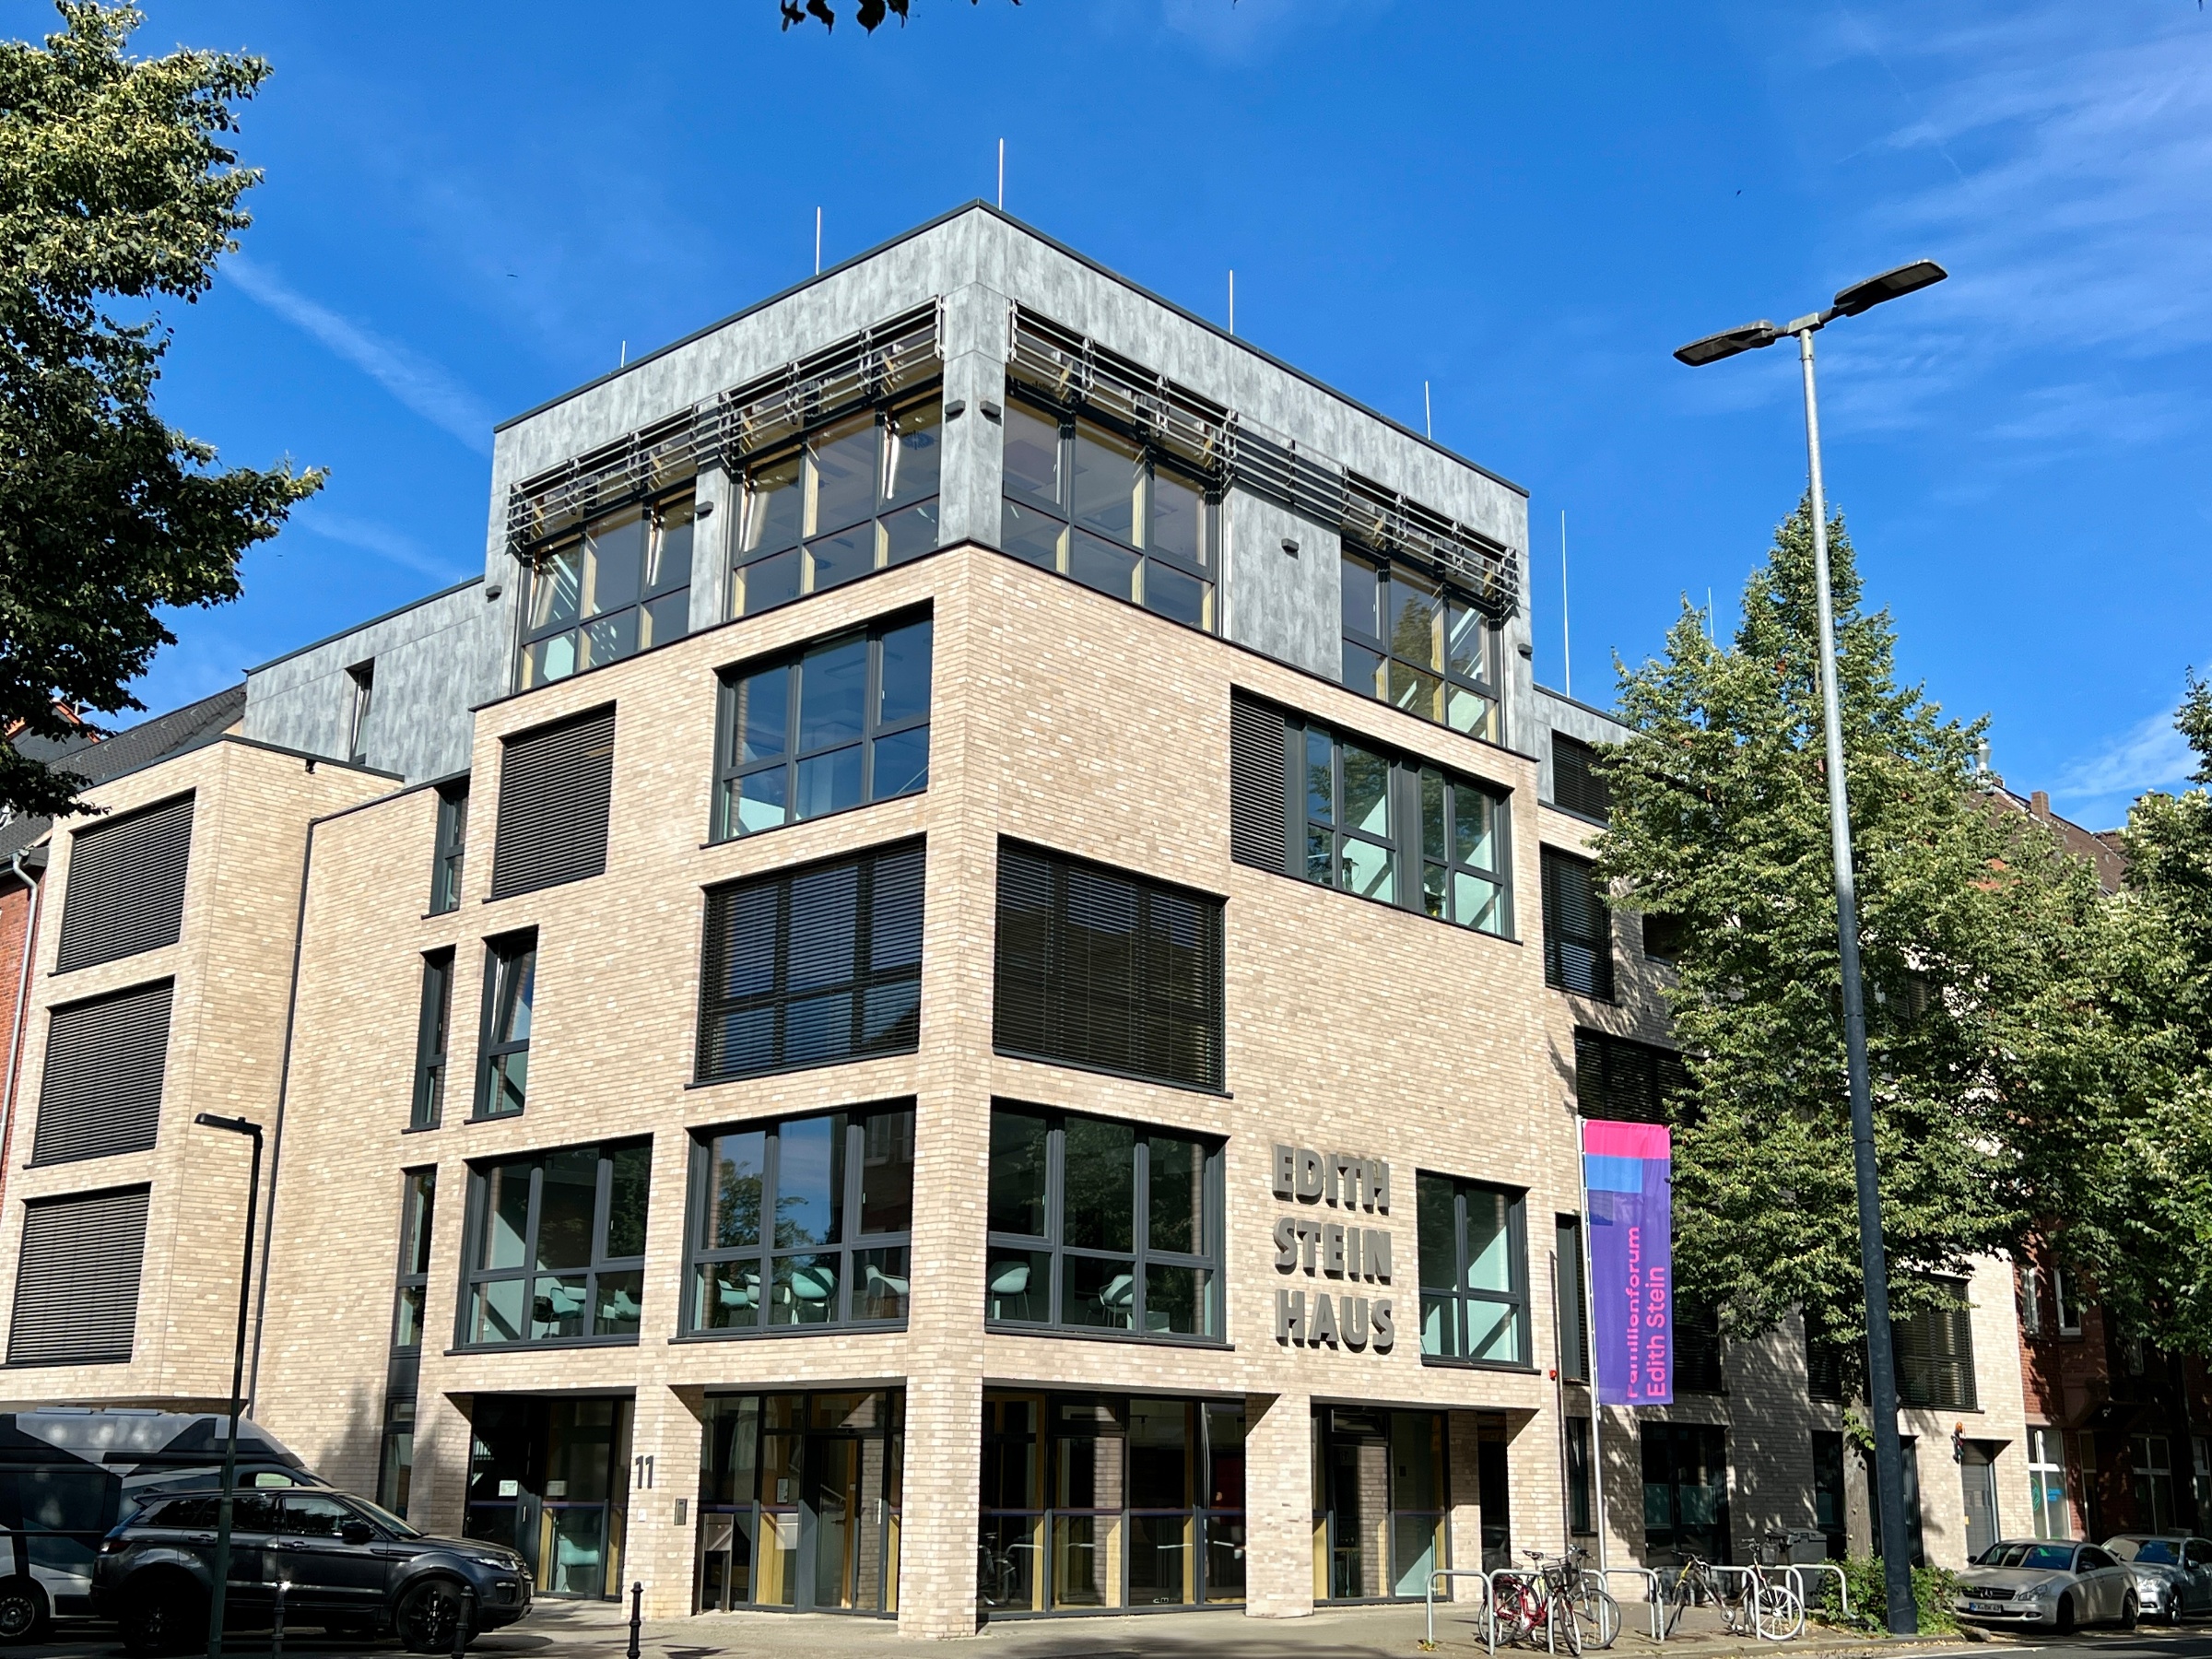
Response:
[246,574,485,676]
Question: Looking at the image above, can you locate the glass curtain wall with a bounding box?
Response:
[979,1393,1245,1615]
[694,1391,903,1615]
[465,1394,633,1599]
[1311,1407,1449,1602]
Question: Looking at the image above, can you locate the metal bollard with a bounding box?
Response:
[628,1581,643,1659]
[272,1579,287,1659]
[450,1583,475,1659]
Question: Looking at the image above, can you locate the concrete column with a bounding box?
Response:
[627,1384,705,1619]
[895,1369,982,1637]
[1449,1409,1488,1594]
[1507,1406,1562,1570]
[1242,1391,1314,1618]
[410,1390,473,1538]
[936,282,1006,551]
[688,463,736,634]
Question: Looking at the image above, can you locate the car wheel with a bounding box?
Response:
[395,1577,473,1655]
[0,1578,49,1644]
[2122,1591,2139,1630]
[119,1575,206,1657]
[2054,1594,2076,1635]
[2171,1591,2186,1626]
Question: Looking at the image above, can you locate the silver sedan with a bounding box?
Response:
[2105,1535,2212,1623]
[1954,1539,2139,1632]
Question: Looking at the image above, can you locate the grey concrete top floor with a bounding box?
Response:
[1532,684,1630,814]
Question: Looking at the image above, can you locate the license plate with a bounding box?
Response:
[1969,1602,2006,1614]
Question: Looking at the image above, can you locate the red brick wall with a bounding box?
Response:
[0,875,35,1208]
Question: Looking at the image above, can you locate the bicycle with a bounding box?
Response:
[1665,1552,1754,1638]
[1746,1533,1807,1641]
[1493,1549,1586,1653]
[1559,1545,1621,1650]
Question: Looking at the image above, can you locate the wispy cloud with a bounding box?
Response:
[294,509,474,583]
[226,257,496,453]
[2053,696,2202,821]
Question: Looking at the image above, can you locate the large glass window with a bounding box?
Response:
[1000,397,1217,632]
[1416,1173,1528,1368]
[985,1104,1223,1342]
[695,840,924,1082]
[429,781,468,914]
[714,613,931,840]
[686,1103,915,1335]
[695,1391,904,1614]
[391,1169,436,1351]
[411,949,453,1130]
[979,1393,1245,1614]
[2028,1427,2070,1539]
[461,1140,649,1347]
[1312,1406,1449,1600]
[520,488,695,688]
[475,932,536,1120]
[1642,1423,1730,1564]
[1340,551,1498,741]
[1300,722,1509,935]
[734,396,941,617]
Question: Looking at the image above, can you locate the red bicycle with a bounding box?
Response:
[1492,1549,1584,1653]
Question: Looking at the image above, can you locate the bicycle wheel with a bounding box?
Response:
[1664,1579,1692,1638]
[1754,1583,1805,1641]
[1492,1577,1533,1646]
[1719,1578,1756,1637]
[1578,1586,1621,1650]
[1554,1593,1584,1656]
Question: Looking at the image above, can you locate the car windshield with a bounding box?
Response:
[1977,1543,2077,1571]
[2107,1537,2180,1565]
[344,1496,421,1539]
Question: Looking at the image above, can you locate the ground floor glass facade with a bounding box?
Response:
[1312,1406,1449,1601]
[465,1394,634,1599]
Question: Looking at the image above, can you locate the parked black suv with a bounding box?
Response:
[92,1488,531,1653]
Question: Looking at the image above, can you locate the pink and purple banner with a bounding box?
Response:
[1583,1119,1673,1406]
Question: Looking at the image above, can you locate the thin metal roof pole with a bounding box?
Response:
[1228,269,1234,336]
[1561,510,1571,700]
[996,138,1004,209]
[815,206,822,276]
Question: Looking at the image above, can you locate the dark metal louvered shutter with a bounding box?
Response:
[1229,693,1289,871]
[55,794,194,972]
[1542,848,1614,999]
[489,706,616,900]
[698,882,783,1079]
[1552,733,1611,822]
[861,841,925,1056]
[993,841,1225,1091]
[7,1185,151,1365]
[32,981,172,1165]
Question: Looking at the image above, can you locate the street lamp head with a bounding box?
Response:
[194,1112,262,1139]
[1673,320,1780,367]
[1830,259,1947,318]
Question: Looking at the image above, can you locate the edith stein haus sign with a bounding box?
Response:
[1270,1145,1395,1353]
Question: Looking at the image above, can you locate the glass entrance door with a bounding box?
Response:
[465,1394,634,1601]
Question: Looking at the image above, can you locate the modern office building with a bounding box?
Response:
[0,206,2065,1634]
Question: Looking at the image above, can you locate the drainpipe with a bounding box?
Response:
[0,845,48,1212]
[246,816,321,1412]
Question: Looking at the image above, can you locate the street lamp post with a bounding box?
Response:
[1674,260,1947,1637]
[194,1112,265,1659]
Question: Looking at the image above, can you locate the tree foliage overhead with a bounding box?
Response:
[1593,500,2109,1361]
[779,0,1011,30]
[0,1,321,818]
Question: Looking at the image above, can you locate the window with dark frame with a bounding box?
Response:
[1572,1030,1688,1125]
[1416,1173,1530,1368]
[733,394,941,617]
[54,793,194,973]
[984,1103,1225,1342]
[460,1139,650,1347]
[429,782,468,914]
[992,841,1226,1093]
[685,1102,915,1335]
[1229,692,1512,939]
[714,612,931,840]
[1556,1215,1589,1384]
[1566,1416,1594,1535]
[2053,1263,2083,1335]
[519,487,695,688]
[391,1169,436,1351]
[999,394,1218,632]
[31,979,171,1165]
[1549,732,1610,821]
[474,933,536,1120]
[410,950,454,1130]
[1893,1279,1978,1410]
[488,706,615,900]
[1675,1300,1725,1394]
[1340,550,1499,742]
[347,661,376,765]
[695,839,924,1083]
[1641,911,1686,965]
[6,1183,151,1366]
[1542,848,1614,999]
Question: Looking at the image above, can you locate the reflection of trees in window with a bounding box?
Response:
[686,1105,914,1334]
[520,488,695,688]
[1340,552,1497,741]
[1416,1173,1528,1367]
[475,932,536,1119]
[984,1103,1222,1341]
[462,1140,650,1347]
[735,397,941,617]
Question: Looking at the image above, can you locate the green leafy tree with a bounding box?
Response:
[780,0,1009,31]
[1,1,321,818]
[1593,499,2109,1364]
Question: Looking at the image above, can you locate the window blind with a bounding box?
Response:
[6,1185,151,1366]
[696,840,924,1081]
[1543,847,1614,999]
[1573,1029,1688,1125]
[1894,1285,1978,1410]
[1551,732,1611,822]
[31,981,172,1165]
[54,794,194,972]
[994,841,1225,1091]
[1228,692,1289,871]
[489,706,616,899]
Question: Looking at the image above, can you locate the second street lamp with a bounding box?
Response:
[1674,258,1947,1638]
[194,1112,265,1659]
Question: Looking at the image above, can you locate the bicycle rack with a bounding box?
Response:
[1598,1566,1667,1642]
[1792,1561,1849,1619]
[1480,1565,1598,1655]
[1424,1569,1493,1650]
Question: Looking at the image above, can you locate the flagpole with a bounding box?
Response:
[1579,1114,1608,1572]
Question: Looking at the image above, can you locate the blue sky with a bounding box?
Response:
[27,0,2210,827]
